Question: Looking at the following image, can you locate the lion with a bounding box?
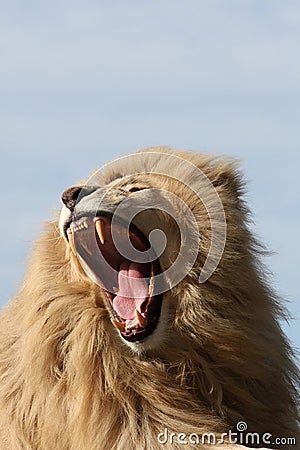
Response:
[0,147,299,450]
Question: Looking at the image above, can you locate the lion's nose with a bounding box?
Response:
[61,186,97,211]
[61,186,82,211]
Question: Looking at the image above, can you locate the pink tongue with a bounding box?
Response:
[112,262,149,320]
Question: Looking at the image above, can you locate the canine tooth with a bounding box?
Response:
[111,318,125,333]
[135,309,147,327]
[95,219,105,244]
[148,283,154,297]
[148,276,154,296]
[113,286,119,294]
[67,229,76,255]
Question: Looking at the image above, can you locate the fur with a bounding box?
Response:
[0,147,299,449]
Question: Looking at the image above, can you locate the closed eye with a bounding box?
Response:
[128,186,144,193]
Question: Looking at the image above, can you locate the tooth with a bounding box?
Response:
[113,286,119,294]
[111,318,125,333]
[67,229,76,255]
[95,219,105,244]
[83,219,88,228]
[135,309,147,327]
[148,283,153,297]
[148,276,154,296]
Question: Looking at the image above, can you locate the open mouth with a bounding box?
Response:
[66,214,163,342]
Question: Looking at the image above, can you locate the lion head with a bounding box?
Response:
[59,149,234,353]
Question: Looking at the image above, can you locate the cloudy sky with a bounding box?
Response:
[1,1,299,353]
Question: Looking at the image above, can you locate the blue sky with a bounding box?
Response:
[1,1,299,354]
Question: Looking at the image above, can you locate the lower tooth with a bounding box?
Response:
[111,318,125,333]
[135,309,147,327]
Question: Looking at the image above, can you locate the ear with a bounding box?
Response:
[209,158,244,198]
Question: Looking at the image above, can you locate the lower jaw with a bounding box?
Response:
[119,299,171,356]
[111,293,163,343]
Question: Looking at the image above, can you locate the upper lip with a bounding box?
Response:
[65,213,163,342]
